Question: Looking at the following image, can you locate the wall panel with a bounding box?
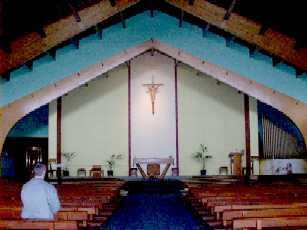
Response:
[130,53,177,174]
[49,65,129,176]
[178,65,253,175]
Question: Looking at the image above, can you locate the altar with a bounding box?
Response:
[132,156,175,179]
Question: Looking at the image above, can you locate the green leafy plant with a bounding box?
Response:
[106,154,123,171]
[192,144,212,170]
[62,152,76,170]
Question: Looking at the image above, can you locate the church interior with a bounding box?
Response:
[0,0,307,229]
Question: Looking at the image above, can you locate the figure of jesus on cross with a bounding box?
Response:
[143,76,163,115]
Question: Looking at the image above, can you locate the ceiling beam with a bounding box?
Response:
[179,9,184,28]
[0,0,4,40]
[95,24,103,40]
[0,37,11,54]
[71,37,79,49]
[188,0,195,6]
[120,11,126,28]
[224,0,238,20]
[47,49,57,60]
[165,0,307,72]
[109,0,116,7]
[248,46,259,58]
[225,35,235,47]
[202,23,210,37]
[149,0,154,17]
[0,0,140,75]
[0,0,11,54]
[65,0,81,23]
[258,24,269,35]
[2,72,10,81]
[296,69,304,78]
[35,27,47,38]
[31,8,47,38]
[25,61,33,71]
[272,56,282,67]
[293,38,306,51]
[0,0,305,79]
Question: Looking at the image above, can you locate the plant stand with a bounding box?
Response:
[63,170,69,177]
[200,169,206,176]
[107,170,113,176]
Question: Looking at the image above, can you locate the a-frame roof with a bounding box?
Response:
[1,39,307,154]
[0,0,306,79]
[0,1,307,153]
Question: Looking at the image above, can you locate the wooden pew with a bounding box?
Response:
[214,203,307,220]
[0,220,78,229]
[61,207,97,216]
[0,179,126,228]
[223,207,307,227]
[0,207,89,227]
[184,179,307,229]
[233,216,307,229]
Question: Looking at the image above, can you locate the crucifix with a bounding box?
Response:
[142,76,163,115]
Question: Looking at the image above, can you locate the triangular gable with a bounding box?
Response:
[1,39,307,154]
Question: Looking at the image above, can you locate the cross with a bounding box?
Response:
[143,77,163,115]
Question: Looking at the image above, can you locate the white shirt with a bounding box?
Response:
[21,178,60,220]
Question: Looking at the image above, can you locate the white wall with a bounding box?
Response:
[130,53,177,174]
[49,65,129,176]
[48,53,259,176]
[177,64,258,175]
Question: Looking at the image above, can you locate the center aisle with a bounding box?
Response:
[104,180,210,230]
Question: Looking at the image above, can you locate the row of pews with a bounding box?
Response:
[184,176,307,229]
[0,178,126,229]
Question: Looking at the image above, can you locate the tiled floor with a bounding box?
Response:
[104,180,210,230]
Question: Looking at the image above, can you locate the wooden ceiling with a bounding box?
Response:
[0,0,306,80]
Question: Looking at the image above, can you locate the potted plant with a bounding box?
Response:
[192,144,212,175]
[62,152,76,176]
[106,154,122,176]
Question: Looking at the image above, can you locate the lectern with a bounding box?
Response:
[229,152,243,176]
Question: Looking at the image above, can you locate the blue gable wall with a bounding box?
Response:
[1,11,306,107]
[7,105,48,138]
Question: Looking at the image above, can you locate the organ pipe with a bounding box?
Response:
[260,115,303,159]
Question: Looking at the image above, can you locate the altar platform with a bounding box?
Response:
[47,175,191,184]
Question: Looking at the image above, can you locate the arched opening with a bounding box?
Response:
[1,105,48,180]
[258,101,307,175]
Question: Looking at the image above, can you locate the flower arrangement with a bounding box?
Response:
[192,144,212,171]
[62,152,76,170]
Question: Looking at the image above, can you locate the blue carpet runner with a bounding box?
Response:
[103,180,210,230]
